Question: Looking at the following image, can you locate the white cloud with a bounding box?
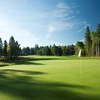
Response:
[57,2,69,9]
[46,21,75,39]
[48,25,56,33]
[46,25,56,38]
[46,33,52,39]
[77,29,83,33]
[76,21,91,33]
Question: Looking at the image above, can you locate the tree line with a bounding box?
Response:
[0,36,21,60]
[0,23,100,60]
[0,36,75,61]
[21,44,75,56]
[76,23,100,57]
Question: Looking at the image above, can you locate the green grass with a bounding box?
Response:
[0,56,100,100]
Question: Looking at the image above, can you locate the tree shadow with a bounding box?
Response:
[0,56,87,67]
[31,57,59,61]
[0,69,45,75]
[6,56,60,66]
[0,64,9,67]
[0,69,99,100]
[5,57,45,66]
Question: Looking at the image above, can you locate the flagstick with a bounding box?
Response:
[78,49,82,83]
[79,57,82,81]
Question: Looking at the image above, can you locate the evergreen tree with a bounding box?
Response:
[91,32,96,57]
[25,47,30,55]
[62,46,67,56]
[14,41,21,58]
[84,26,92,56]
[8,36,20,59]
[8,36,15,59]
[3,40,7,58]
[51,44,57,56]
[0,38,3,57]
[30,48,35,55]
[96,23,100,56]
[22,47,26,55]
[34,44,39,54]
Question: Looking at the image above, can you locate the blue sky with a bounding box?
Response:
[0,0,100,47]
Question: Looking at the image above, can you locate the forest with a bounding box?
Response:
[0,23,100,61]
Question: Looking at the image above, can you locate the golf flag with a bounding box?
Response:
[78,49,81,57]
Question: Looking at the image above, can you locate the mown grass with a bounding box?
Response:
[0,56,100,100]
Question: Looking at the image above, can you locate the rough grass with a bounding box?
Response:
[0,56,100,100]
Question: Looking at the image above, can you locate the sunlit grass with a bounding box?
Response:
[0,56,100,100]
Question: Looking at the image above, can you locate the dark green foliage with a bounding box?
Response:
[83,23,100,57]
[8,36,15,59]
[14,41,21,57]
[3,40,7,58]
[0,38,3,57]
[76,41,84,49]
[34,44,39,54]
[30,47,35,55]
[22,44,75,56]
[0,36,21,61]
[62,46,67,56]
[25,47,30,55]
[51,44,57,56]
[75,41,86,56]
[66,45,75,55]
[84,26,92,56]
[97,23,100,34]
[96,24,100,56]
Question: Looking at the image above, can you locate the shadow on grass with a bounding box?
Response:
[0,56,59,67]
[0,69,100,100]
[0,64,9,67]
[5,57,45,66]
[4,56,60,66]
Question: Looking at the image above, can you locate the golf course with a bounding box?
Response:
[0,56,100,100]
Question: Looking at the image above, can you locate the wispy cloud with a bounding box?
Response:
[76,21,91,33]
[46,25,56,38]
[57,2,69,9]
[45,2,88,39]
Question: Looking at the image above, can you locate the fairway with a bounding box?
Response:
[0,56,100,100]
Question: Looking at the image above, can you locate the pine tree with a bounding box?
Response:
[3,40,7,58]
[14,41,21,58]
[8,36,20,59]
[0,38,3,57]
[8,36,15,59]
[96,23,100,56]
[84,26,92,56]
